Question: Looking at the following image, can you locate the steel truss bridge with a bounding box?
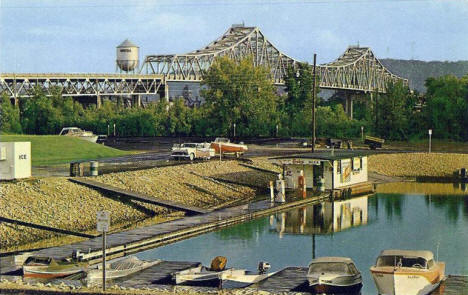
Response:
[0,73,166,106]
[142,25,407,93]
[0,25,407,108]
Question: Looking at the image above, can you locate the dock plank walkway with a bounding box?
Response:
[253,267,309,292]
[113,260,201,286]
[431,275,468,295]
[69,178,209,215]
[7,196,327,266]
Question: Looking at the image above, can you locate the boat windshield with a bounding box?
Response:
[376,256,427,269]
[308,262,352,274]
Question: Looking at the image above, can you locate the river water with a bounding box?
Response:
[137,182,468,294]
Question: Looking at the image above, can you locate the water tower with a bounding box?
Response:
[116,39,139,73]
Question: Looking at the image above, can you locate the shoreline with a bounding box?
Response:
[1,158,279,251]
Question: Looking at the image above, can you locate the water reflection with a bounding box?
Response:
[270,196,369,237]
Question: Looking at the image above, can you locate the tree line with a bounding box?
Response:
[1,56,467,141]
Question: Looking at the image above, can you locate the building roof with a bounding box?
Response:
[309,257,354,264]
[379,250,434,261]
[270,150,371,161]
[117,39,138,48]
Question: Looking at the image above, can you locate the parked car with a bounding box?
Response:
[171,143,215,161]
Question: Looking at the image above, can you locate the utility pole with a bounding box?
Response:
[311,54,317,153]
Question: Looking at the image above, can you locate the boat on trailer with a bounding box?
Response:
[59,127,98,143]
[86,256,162,281]
[210,138,248,157]
[370,249,445,295]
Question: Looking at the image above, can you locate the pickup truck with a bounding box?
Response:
[170,143,215,161]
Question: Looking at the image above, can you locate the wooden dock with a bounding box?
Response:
[69,178,209,215]
[2,195,328,267]
[252,269,468,295]
[113,260,201,287]
[252,267,309,292]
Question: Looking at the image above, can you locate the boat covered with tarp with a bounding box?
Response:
[87,256,161,281]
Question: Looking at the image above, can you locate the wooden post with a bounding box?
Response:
[102,231,106,291]
[312,54,317,153]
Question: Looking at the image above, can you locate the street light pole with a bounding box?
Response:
[311,54,317,153]
[428,129,432,153]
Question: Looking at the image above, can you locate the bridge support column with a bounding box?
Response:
[164,83,169,102]
[345,93,353,119]
[133,95,141,108]
[96,94,102,109]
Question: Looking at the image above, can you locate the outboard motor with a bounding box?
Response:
[72,250,84,261]
[258,261,271,274]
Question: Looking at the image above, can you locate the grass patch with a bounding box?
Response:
[0,135,133,165]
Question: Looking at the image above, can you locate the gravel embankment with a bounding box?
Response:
[369,152,468,177]
[0,158,277,250]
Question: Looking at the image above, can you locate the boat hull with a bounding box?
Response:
[78,135,98,143]
[23,266,83,279]
[176,274,222,287]
[210,143,247,154]
[87,260,160,281]
[308,282,362,294]
[371,268,443,295]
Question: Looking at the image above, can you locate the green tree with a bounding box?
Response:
[0,94,22,134]
[373,81,416,140]
[201,56,278,137]
[20,87,63,134]
[423,75,468,140]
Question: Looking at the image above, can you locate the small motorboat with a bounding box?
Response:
[307,257,362,294]
[220,261,272,288]
[59,127,98,143]
[370,249,445,295]
[86,256,161,281]
[172,256,229,287]
[210,138,248,157]
[23,256,86,279]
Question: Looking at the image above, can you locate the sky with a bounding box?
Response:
[1,0,468,73]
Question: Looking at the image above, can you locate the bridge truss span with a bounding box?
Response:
[142,25,298,84]
[318,47,408,93]
[0,73,165,99]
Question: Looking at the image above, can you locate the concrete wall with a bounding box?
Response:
[0,142,31,180]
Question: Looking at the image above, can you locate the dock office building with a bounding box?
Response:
[270,151,373,197]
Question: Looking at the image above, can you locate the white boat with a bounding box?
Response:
[172,264,229,287]
[86,256,161,281]
[307,257,362,294]
[220,262,273,288]
[370,249,445,295]
[173,260,272,288]
[59,127,98,143]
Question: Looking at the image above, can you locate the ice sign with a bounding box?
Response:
[96,211,110,232]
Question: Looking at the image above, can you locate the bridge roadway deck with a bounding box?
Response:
[19,195,328,264]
